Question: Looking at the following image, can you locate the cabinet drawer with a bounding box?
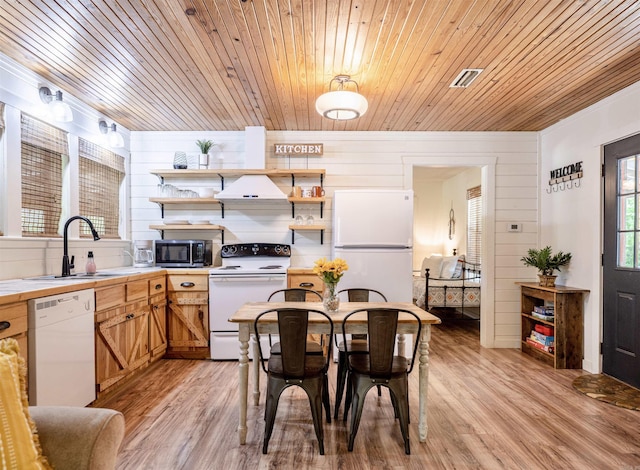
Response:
[288,274,324,293]
[127,279,149,302]
[95,284,126,312]
[0,302,28,339]
[149,276,166,296]
[167,275,208,292]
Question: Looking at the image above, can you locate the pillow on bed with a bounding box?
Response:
[420,256,443,278]
[439,256,460,279]
[452,255,465,278]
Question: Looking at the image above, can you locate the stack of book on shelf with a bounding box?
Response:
[531,305,554,321]
[525,324,555,353]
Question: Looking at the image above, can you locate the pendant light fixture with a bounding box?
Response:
[315,75,368,120]
[39,86,74,122]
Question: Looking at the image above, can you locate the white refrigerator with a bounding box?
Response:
[332,189,414,302]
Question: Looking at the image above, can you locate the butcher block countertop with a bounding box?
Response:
[0,267,211,306]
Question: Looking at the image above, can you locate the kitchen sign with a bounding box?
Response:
[274,143,323,156]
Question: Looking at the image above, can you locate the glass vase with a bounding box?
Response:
[323,282,340,313]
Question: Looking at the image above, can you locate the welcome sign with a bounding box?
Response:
[274,143,323,156]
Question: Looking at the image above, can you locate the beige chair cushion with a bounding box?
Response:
[0,338,51,469]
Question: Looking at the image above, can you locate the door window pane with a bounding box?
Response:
[619,156,635,194]
[619,194,635,230]
[618,232,634,267]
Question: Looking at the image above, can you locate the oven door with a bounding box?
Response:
[209,274,287,360]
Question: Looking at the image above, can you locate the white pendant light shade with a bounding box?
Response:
[315,75,368,120]
[316,90,368,120]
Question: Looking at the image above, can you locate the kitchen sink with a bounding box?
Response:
[26,272,138,280]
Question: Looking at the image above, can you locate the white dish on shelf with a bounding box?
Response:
[190,220,212,225]
[164,219,190,225]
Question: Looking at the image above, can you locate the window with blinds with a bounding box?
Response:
[466,185,482,265]
[78,139,124,239]
[21,114,67,237]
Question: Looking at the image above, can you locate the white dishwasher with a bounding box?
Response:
[28,288,96,407]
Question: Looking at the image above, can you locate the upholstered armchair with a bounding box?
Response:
[30,406,125,470]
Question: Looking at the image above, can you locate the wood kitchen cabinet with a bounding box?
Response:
[166,273,210,359]
[0,301,28,364]
[95,279,151,396]
[148,275,168,362]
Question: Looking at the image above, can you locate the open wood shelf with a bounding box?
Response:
[150,169,325,178]
[518,282,588,369]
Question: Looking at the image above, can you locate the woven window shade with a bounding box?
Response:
[466,185,482,266]
[78,139,124,239]
[21,114,66,237]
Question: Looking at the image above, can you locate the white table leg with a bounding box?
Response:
[418,325,432,442]
[252,336,261,405]
[238,325,250,445]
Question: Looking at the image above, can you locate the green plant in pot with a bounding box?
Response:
[521,246,572,287]
[196,139,215,168]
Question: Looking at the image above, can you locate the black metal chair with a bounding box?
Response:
[254,307,333,454]
[334,288,387,419]
[267,288,323,355]
[341,307,421,454]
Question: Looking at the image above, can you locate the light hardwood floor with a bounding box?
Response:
[97,321,640,469]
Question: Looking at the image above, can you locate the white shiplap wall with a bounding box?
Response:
[131,130,538,348]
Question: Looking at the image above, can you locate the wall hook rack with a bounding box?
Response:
[546,160,583,194]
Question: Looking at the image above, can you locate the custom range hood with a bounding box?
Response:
[215,126,288,201]
[214,174,288,200]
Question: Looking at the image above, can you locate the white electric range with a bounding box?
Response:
[208,243,291,360]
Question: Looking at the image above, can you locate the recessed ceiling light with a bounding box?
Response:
[450,69,484,88]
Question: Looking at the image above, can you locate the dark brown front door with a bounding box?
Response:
[603,133,640,388]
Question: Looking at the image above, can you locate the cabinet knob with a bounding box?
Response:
[155,284,162,290]
[299,282,314,287]
[0,321,10,331]
[126,313,135,320]
[181,282,195,288]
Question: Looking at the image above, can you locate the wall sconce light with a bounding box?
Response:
[99,119,125,148]
[315,75,368,120]
[39,86,74,122]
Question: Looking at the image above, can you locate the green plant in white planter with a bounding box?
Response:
[196,139,215,168]
[521,246,572,287]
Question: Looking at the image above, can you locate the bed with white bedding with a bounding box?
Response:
[413,255,481,310]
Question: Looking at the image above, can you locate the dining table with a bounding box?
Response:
[228,301,441,445]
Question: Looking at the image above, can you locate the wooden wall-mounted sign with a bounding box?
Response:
[274,143,323,156]
[547,161,583,192]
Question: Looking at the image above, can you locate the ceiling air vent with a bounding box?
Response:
[450,68,484,88]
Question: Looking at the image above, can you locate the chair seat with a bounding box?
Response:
[337,339,368,353]
[267,354,327,377]
[349,355,409,376]
[271,340,323,355]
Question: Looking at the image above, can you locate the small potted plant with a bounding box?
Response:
[196,139,215,168]
[521,246,572,287]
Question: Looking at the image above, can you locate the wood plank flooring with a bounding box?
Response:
[96,321,640,469]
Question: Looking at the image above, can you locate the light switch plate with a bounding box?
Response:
[507,222,522,232]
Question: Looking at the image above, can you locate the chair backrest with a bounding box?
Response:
[254,308,333,376]
[338,288,388,302]
[268,288,322,302]
[342,308,422,377]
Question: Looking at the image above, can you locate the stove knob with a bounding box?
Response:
[274,245,281,254]
[225,245,237,255]
[282,246,290,256]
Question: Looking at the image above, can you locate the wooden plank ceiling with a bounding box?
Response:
[1,0,639,132]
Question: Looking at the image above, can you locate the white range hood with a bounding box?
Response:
[214,127,288,200]
[214,175,287,200]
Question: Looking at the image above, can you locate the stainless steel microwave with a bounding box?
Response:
[154,239,213,268]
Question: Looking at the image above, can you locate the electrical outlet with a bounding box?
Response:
[507,223,522,232]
